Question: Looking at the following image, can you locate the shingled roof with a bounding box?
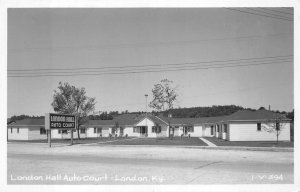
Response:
[7,118,45,127]
[223,109,289,121]
[7,110,290,128]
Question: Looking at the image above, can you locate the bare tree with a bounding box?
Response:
[51,82,96,139]
[149,79,178,138]
[262,114,287,144]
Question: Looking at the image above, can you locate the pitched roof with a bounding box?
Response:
[85,120,116,126]
[8,118,45,127]
[113,113,142,125]
[7,110,290,128]
[158,115,213,125]
[133,114,168,126]
[222,109,289,121]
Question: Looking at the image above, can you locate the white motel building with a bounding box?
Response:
[7,109,291,142]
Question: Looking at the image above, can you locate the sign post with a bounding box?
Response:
[48,130,51,148]
[45,113,77,147]
[71,129,73,145]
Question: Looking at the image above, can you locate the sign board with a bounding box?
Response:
[45,113,77,130]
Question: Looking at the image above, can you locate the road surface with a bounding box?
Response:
[7,142,294,184]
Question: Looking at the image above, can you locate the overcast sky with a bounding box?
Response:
[7,8,294,117]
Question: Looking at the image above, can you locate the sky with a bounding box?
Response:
[7,8,294,117]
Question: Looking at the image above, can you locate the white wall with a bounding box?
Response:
[229,122,290,141]
[189,125,202,137]
[8,127,29,140]
[86,127,102,138]
[51,129,62,139]
[28,128,48,140]
[123,126,140,137]
[51,129,87,139]
[136,118,155,137]
[203,125,214,137]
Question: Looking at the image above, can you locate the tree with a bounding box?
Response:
[258,106,266,110]
[51,82,96,139]
[262,113,287,144]
[149,79,178,138]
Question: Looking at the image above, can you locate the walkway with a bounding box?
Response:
[199,137,217,147]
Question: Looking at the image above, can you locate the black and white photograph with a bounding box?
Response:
[1,1,299,192]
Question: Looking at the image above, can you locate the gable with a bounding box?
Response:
[135,117,155,127]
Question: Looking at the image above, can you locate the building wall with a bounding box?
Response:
[123,126,140,137]
[51,129,86,139]
[229,122,290,141]
[189,125,202,137]
[28,127,47,140]
[203,125,214,137]
[51,129,62,139]
[174,126,181,136]
[8,127,29,140]
[86,127,102,138]
[136,118,156,137]
[102,127,112,137]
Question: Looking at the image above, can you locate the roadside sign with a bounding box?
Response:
[45,113,76,130]
[45,113,77,147]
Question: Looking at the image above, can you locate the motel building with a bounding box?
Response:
[7,109,291,142]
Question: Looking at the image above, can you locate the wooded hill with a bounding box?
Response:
[8,105,293,123]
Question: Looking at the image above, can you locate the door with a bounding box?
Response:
[140,126,147,136]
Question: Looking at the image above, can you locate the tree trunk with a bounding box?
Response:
[77,125,81,140]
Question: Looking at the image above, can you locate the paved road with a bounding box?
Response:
[7,143,294,184]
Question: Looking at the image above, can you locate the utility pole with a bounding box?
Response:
[145,94,148,136]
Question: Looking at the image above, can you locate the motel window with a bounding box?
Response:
[40,128,46,135]
[58,130,62,134]
[17,128,19,134]
[152,126,161,133]
[80,129,86,134]
[223,124,227,133]
[98,128,102,134]
[257,123,261,131]
[62,130,68,134]
[152,126,156,133]
[11,128,12,133]
[94,128,97,133]
[157,126,161,133]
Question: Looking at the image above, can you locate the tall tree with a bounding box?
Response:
[51,82,96,139]
[149,79,178,138]
[262,113,287,144]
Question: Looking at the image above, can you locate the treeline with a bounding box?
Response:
[158,105,294,119]
[7,105,294,123]
[159,105,253,118]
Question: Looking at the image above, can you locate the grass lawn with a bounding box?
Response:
[100,137,208,146]
[203,137,294,148]
[8,137,132,145]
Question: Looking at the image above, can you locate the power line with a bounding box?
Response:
[8,33,291,53]
[8,54,292,72]
[8,57,292,75]
[260,8,293,15]
[8,59,292,78]
[246,8,293,20]
[226,8,293,22]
